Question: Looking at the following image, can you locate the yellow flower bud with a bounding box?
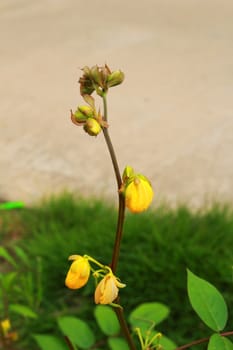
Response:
[73,105,94,124]
[78,105,94,118]
[1,319,11,336]
[94,273,126,304]
[83,118,102,136]
[65,255,90,289]
[124,175,153,213]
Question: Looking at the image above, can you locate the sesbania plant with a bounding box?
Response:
[33,64,233,350]
[67,64,154,348]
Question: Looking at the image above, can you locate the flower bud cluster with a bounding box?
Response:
[65,255,125,305]
[70,95,108,136]
[70,64,124,136]
[120,166,154,213]
[79,64,124,97]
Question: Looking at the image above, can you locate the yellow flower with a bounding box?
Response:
[124,175,153,213]
[94,272,126,304]
[65,255,90,289]
[1,319,11,336]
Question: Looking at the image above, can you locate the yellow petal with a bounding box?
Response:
[65,256,90,289]
[125,176,153,213]
[1,319,11,335]
[94,274,125,304]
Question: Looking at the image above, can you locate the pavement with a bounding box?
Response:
[0,0,233,208]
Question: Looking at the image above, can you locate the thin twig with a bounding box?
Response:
[175,330,233,350]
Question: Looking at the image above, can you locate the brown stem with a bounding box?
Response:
[64,336,76,350]
[175,330,233,350]
[115,306,137,350]
[102,94,137,350]
[101,94,125,272]
[110,192,125,273]
[103,128,122,189]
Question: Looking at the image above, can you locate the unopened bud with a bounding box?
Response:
[78,105,94,118]
[124,173,153,213]
[73,105,94,123]
[122,166,134,182]
[107,70,124,87]
[83,118,102,136]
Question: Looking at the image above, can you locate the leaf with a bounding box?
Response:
[129,302,169,332]
[108,337,130,350]
[0,246,17,267]
[187,270,228,331]
[13,246,30,265]
[9,304,38,319]
[157,333,177,350]
[208,334,233,350]
[58,316,95,349]
[94,305,120,336]
[0,272,17,290]
[33,334,68,350]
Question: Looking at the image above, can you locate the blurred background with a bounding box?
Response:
[1,2,233,349]
[1,0,233,208]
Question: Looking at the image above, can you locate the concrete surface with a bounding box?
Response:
[0,0,233,208]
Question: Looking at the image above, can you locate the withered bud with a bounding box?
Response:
[79,68,95,96]
[90,65,102,86]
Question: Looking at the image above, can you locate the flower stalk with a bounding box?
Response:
[69,65,152,350]
[101,93,137,350]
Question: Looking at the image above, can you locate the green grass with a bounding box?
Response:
[1,193,233,349]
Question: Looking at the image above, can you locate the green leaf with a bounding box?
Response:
[94,305,120,336]
[129,302,169,332]
[33,334,68,350]
[58,316,95,349]
[9,304,38,319]
[187,270,228,331]
[0,246,17,267]
[0,272,17,290]
[208,334,233,350]
[13,246,30,265]
[108,337,130,350]
[158,333,177,350]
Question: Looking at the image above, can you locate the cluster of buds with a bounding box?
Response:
[120,166,154,213]
[65,255,125,305]
[79,64,124,97]
[70,64,124,136]
[70,94,108,136]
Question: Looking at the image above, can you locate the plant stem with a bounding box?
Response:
[102,93,125,272]
[102,93,137,350]
[115,306,138,350]
[110,192,125,273]
[175,330,233,350]
[102,93,122,189]
[64,336,76,350]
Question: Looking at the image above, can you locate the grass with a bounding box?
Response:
[1,193,233,349]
